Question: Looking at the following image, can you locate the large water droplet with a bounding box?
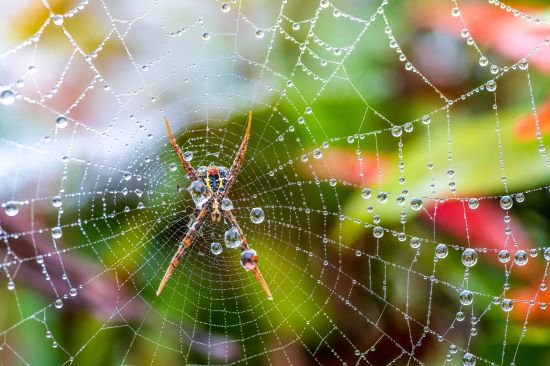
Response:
[485,80,497,92]
[461,249,477,267]
[52,226,63,239]
[377,192,388,204]
[501,298,513,312]
[498,250,510,263]
[500,195,513,210]
[52,196,63,208]
[240,249,258,270]
[0,90,15,105]
[410,198,423,211]
[518,58,528,70]
[183,151,193,161]
[188,181,210,208]
[221,197,233,211]
[224,227,241,248]
[53,15,64,26]
[211,242,223,255]
[56,115,68,128]
[435,244,448,258]
[4,201,19,216]
[459,290,473,305]
[373,226,384,238]
[250,207,265,224]
[514,250,528,266]
[462,352,476,366]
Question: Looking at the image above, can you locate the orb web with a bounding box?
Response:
[1,0,550,365]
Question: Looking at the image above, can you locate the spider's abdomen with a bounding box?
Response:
[207,173,221,192]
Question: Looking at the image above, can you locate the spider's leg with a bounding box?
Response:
[223,111,252,196]
[164,116,198,181]
[223,209,273,300]
[156,205,209,296]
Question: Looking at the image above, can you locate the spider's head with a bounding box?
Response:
[207,164,219,176]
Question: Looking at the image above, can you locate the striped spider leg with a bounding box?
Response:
[164,116,198,181]
[156,112,273,300]
[223,209,273,300]
[156,205,209,296]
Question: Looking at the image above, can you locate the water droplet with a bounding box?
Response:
[498,250,510,263]
[515,193,525,203]
[313,148,322,159]
[221,197,233,211]
[7,280,15,291]
[500,195,513,210]
[169,163,177,171]
[468,198,479,209]
[320,0,329,8]
[461,249,477,267]
[4,201,19,216]
[451,7,460,16]
[514,250,528,266]
[361,188,371,199]
[373,226,384,238]
[52,226,63,239]
[377,192,388,204]
[224,227,241,248]
[462,353,476,366]
[501,298,513,312]
[211,242,223,255]
[188,181,210,208]
[301,154,308,162]
[459,290,473,305]
[410,237,421,249]
[435,244,448,258]
[544,248,550,261]
[404,122,413,133]
[55,299,63,309]
[183,151,193,161]
[518,58,528,70]
[202,32,210,40]
[240,249,258,270]
[410,198,423,211]
[53,15,64,26]
[329,178,337,186]
[421,115,431,125]
[52,196,62,208]
[250,207,265,224]
[255,29,264,38]
[123,172,132,181]
[69,288,77,297]
[221,3,230,12]
[391,125,402,137]
[479,56,488,67]
[0,90,15,105]
[485,80,497,92]
[56,115,68,128]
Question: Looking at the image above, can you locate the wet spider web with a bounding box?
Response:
[1,0,550,364]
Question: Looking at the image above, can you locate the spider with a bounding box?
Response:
[156,112,273,300]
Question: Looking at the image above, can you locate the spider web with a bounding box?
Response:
[1,0,550,364]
